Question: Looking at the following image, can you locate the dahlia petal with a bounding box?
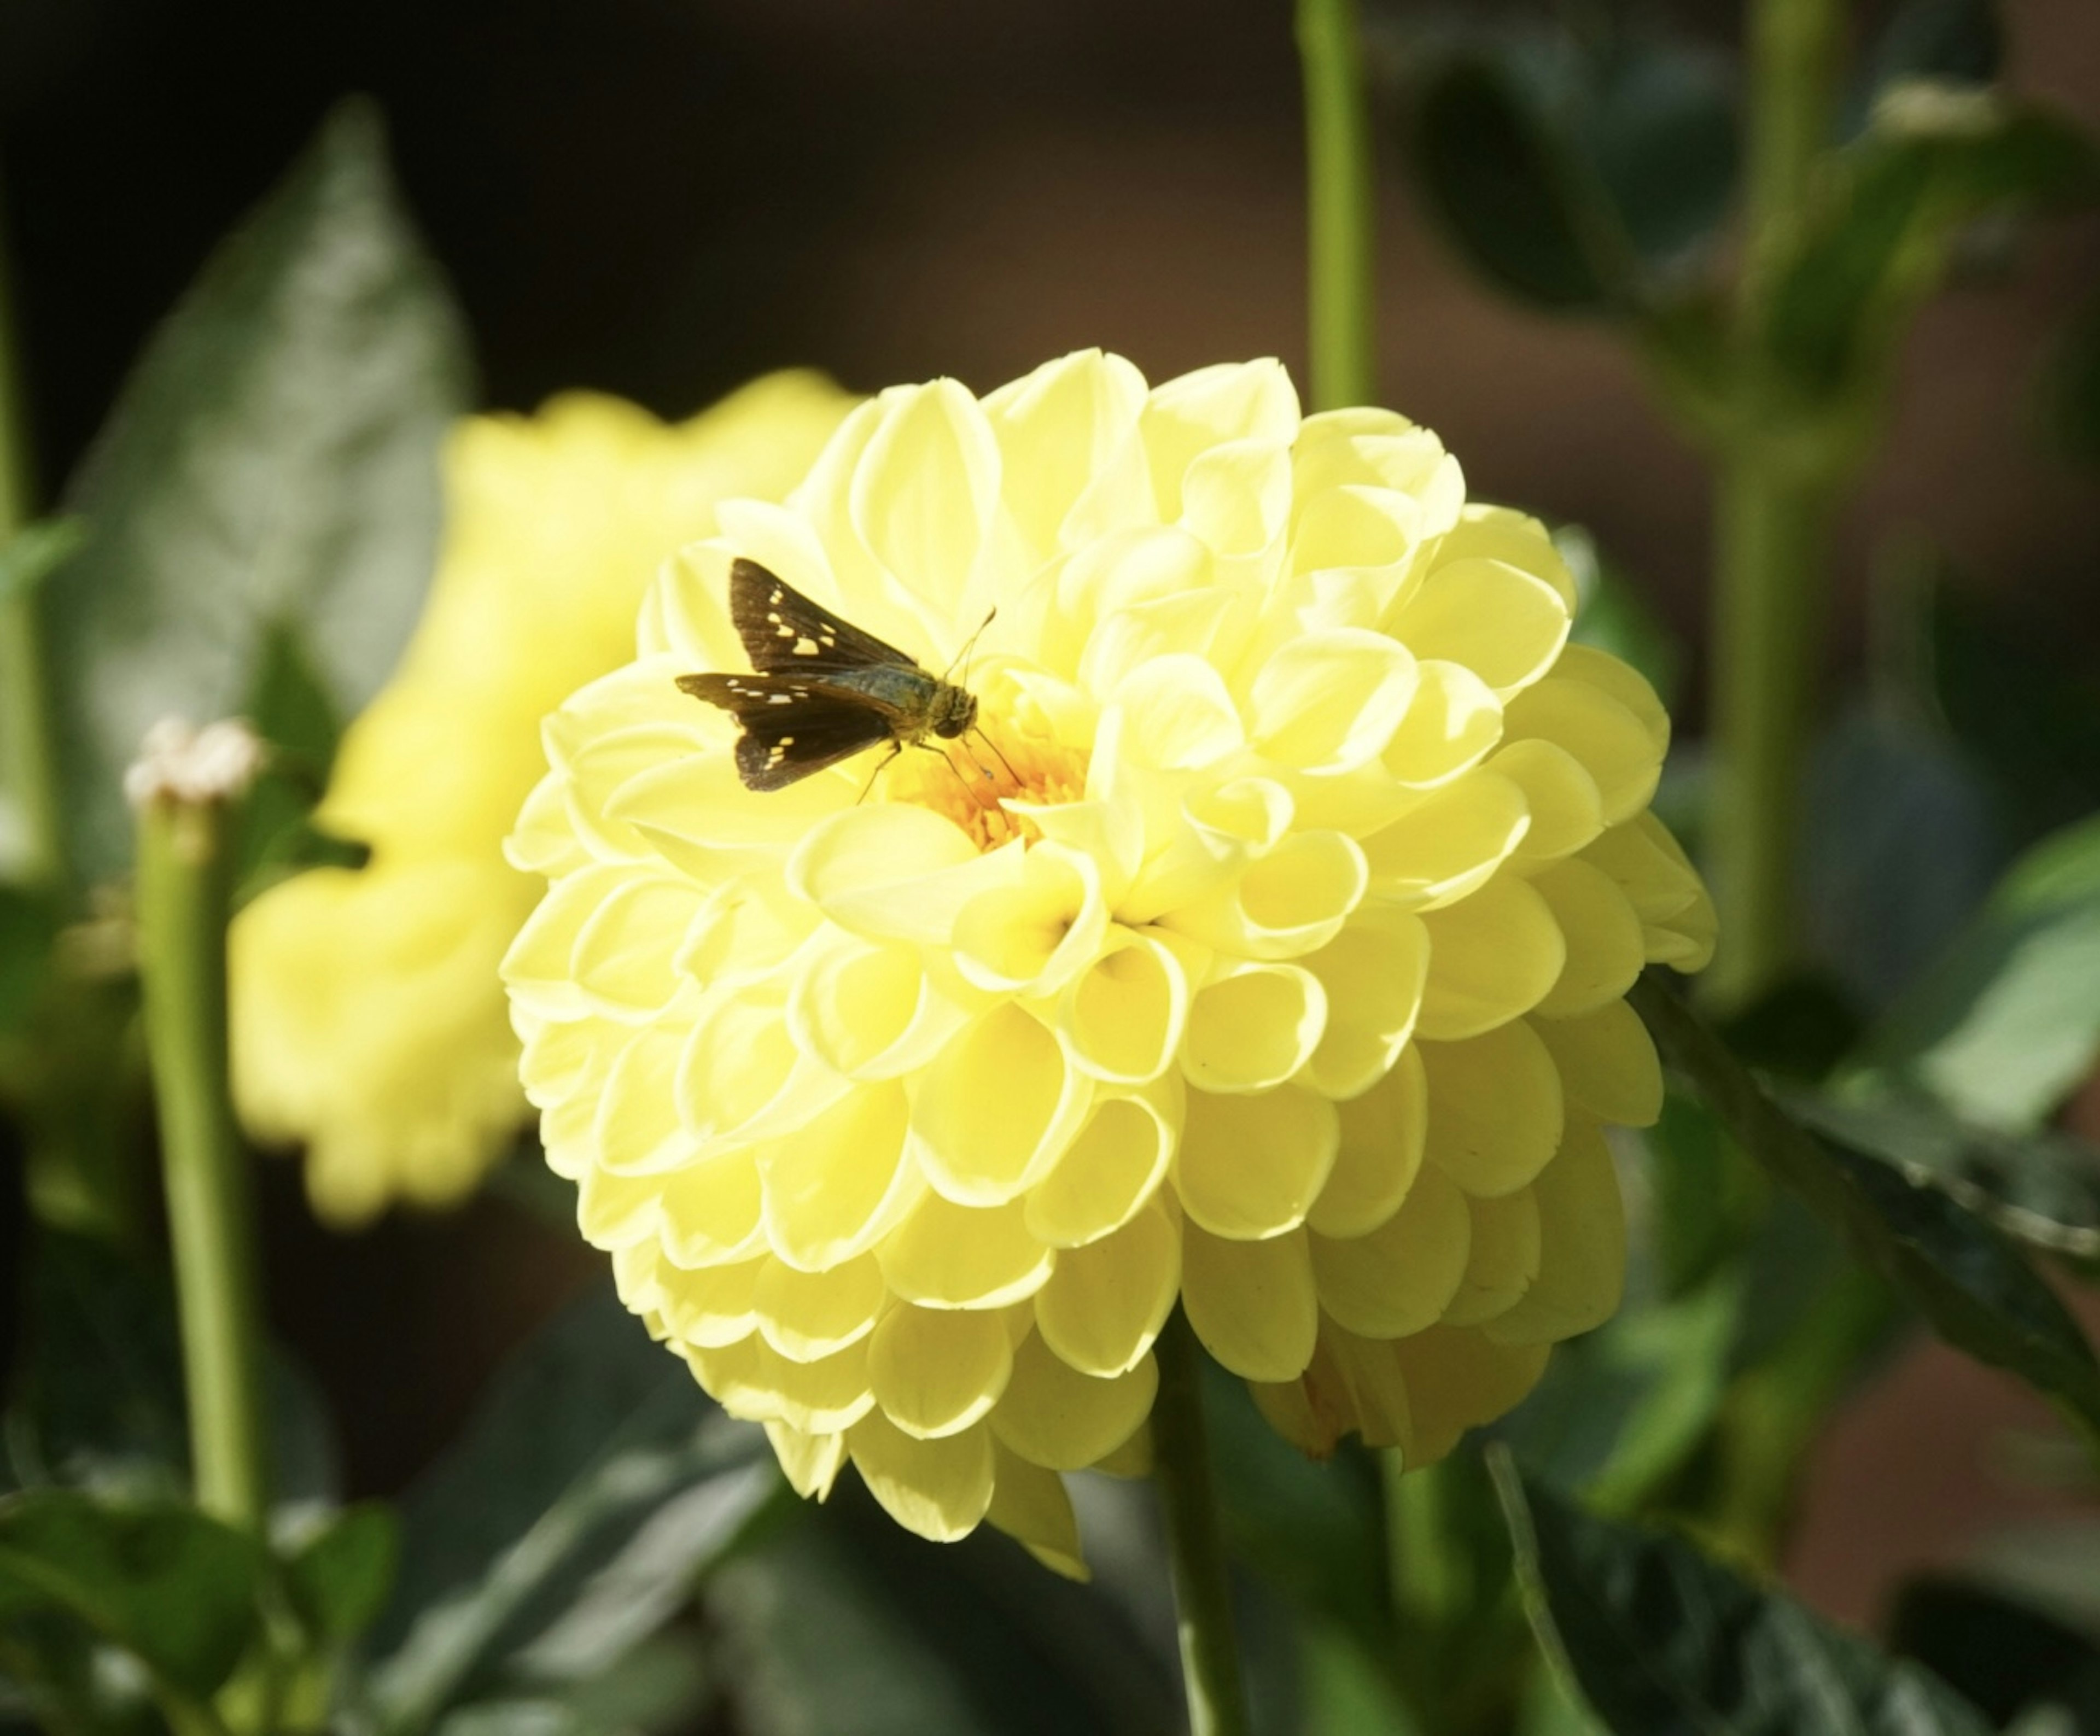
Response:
[1502,677,1659,827]
[1080,590,1247,714]
[1442,1187,1542,1326]
[757,1082,920,1271]
[1310,1043,1429,1237]
[1141,359,1299,519]
[1494,738,1605,862]
[983,348,1150,561]
[1535,1002,1658,1129]
[870,1304,1016,1439]
[1554,644,1669,756]
[790,806,1022,945]
[1179,963,1328,1095]
[953,843,1107,997]
[576,1162,662,1249]
[1309,1160,1470,1338]
[754,1253,886,1360]
[1024,1090,1176,1248]
[1389,1326,1551,1467]
[657,1256,762,1348]
[1175,1084,1338,1238]
[1301,912,1430,1100]
[847,1411,996,1541]
[1361,772,1529,913]
[848,377,1001,621]
[1420,1021,1565,1197]
[690,1334,876,1434]
[1530,857,1648,1019]
[765,1421,848,1501]
[1389,557,1570,695]
[1058,932,1190,1084]
[1485,1120,1625,1346]
[609,750,848,865]
[1427,503,1579,611]
[501,862,627,1020]
[1164,830,1367,960]
[675,992,809,1144]
[990,1332,1158,1471]
[877,1193,1054,1308]
[1382,659,1504,788]
[985,1443,1089,1580]
[1110,652,1246,773]
[1415,873,1566,1038]
[1181,1225,1319,1381]
[1033,1200,1179,1376]
[1289,481,1420,588]
[911,1002,1087,1206]
[788,933,967,1081]
[1311,1324,1416,1449]
[594,1024,692,1174]
[1250,629,1418,773]
[657,1150,765,1267]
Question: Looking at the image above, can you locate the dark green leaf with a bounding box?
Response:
[1844,813,2100,1132]
[1768,98,2100,404]
[1492,1456,1994,1734]
[1632,974,2100,1439]
[0,1488,265,1699]
[434,1636,713,1736]
[1408,55,1613,311]
[286,1503,399,1645]
[1923,580,2100,842]
[1801,708,2006,1008]
[1889,1576,2100,1727]
[365,1284,779,1732]
[1575,36,1737,272]
[232,617,359,903]
[1784,1088,2100,1268]
[1860,0,2004,109]
[44,98,471,881]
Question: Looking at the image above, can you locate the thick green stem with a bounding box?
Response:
[1151,1310,1251,1736]
[136,775,268,1533]
[1702,0,1844,1014]
[0,164,62,890]
[1296,0,1377,411]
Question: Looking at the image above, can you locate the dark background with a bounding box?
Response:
[4,0,2097,1634]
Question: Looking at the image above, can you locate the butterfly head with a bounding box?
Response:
[929,683,978,741]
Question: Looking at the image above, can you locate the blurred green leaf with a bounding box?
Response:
[232,617,365,904]
[1767,95,2099,405]
[1299,1616,1424,1736]
[365,1284,781,1734]
[1556,525,1685,712]
[285,1502,399,1645]
[1784,1088,2100,1269]
[1845,813,2100,1132]
[1492,1456,1994,1734]
[43,97,470,882]
[1923,581,2100,843]
[1801,708,2006,1009]
[1573,35,1738,272]
[1634,974,2100,1440]
[1858,0,2004,113]
[433,1636,712,1736]
[1408,54,1614,311]
[1889,1577,2100,1729]
[0,886,57,1036]
[0,1488,265,1699]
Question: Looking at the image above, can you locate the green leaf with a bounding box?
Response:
[1783,1088,2100,1269]
[1844,814,2100,1131]
[1888,1576,2100,1728]
[0,1488,265,1699]
[364,1284,781,1732]
[1573,35,1739,273]
[1631,974,2100,1440]
[1492,1456,1995,1734]
[1767,96,2100,405]
[285,1503,399,1645]
[1923,580,2100,843]
[1858,0,2004,110]
[0,884,57,1035]
[232,617,360,903]
[43,97,471,881]
[1407,54,1614,312]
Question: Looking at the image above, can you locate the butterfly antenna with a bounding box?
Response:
[941,606,998,683]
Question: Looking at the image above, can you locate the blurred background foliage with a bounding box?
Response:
[2,1,2099,1733]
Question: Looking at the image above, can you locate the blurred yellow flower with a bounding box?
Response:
[232,374,856,1226]
[502,352,1714,1571]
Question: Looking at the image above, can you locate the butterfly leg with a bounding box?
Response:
[969,726,1023,789]
[854,741,905,806]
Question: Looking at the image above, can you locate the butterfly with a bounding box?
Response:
[676,558,983,792]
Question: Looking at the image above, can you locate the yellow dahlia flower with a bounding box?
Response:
[502,351,1714,1569]
[232,375,856,1226]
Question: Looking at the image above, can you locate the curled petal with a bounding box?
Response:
[1181,1225,1318,1382]
[991,1332,1158,1471]
[1174,1083,1338,1239]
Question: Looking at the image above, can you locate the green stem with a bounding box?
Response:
[1296,0,1377,411]
[1151,1310,1251,1736]
[0,162,62,890]
[137,786,269,1533]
